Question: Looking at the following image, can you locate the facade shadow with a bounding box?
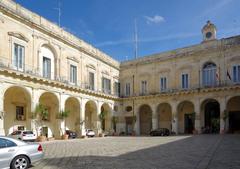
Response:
[32,135,240,169]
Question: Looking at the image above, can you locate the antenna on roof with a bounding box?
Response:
[134,19,138,59]
[54,1,61,27]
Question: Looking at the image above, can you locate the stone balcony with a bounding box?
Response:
[0,56,120,100]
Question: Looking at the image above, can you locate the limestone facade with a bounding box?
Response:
[0,0,240,137]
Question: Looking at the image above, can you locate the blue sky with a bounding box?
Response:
[15,0,240,61]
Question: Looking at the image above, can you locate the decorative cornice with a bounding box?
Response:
[8,32,29,42]
[67,56,79,63]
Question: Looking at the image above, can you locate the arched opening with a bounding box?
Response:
[100,103,112,132]
[157,103,172,131]
[177,101,195,134]
[85,101,97,132]
[202,62,217,87]
[227,96,240,133]
[39,45,56,80]
[139,104,152,135]
[3,86,31,135]
[39,92,59,138]
[201,99,220,133]
[65,97,80,133]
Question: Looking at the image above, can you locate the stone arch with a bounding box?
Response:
[227,96,240,133]
[177,101,195,134]
[201,98,220,133]
[100,103,112,132]
[65,97,80,133]
[39,44,57,79]
[157,103,172,131]
[3,86,31,135]
[202,62,217,86]
[139,104,152,135]
[38,92,59,138]
[85,100,98,132]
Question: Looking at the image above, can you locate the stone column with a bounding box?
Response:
[0,92,5,136]
[80,98,86,136]
[151,104,158,130]
[96,101,102,135]
[29,88,39,135]
[134,104,140,135]
[171,102,178,134]
[219,97,227,134]
[194,99,201,133]
[57,93,67,138]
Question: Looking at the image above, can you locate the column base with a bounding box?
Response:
[0,128,5,136]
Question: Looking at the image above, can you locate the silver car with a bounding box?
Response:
[0,136,43,169]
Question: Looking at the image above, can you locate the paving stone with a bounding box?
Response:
[32,135,240,169]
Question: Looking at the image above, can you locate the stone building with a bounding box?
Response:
[0,0,120,138]
[119,21,240,135]
[0,0,239,137]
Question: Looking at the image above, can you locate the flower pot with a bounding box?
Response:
[193,129,198,135]
[37,136,47,142]
[99,133,104,137]
[62,134,69,140]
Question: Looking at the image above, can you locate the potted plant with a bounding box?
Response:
[58,110,70,139]
[132,115,137,136]
[33,103,49,142]
[98,110,106,137]
[191,112,198,134]
[111,116,118,136]
[222,110,229,134]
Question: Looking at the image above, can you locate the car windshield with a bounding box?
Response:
[23,131,33,134]
[88,130,93,132]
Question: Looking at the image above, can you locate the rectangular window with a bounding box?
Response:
[13,43,25,70]
[16,106,25,121]
[233,65,240,83]
[114,82,120,96]
[160,77,167,92]
[43,57,51,78]
[125,83,131,96]
[102,77,111,94]
[89,72,95,90]
[70,65,77,84]
[141,80,147,95]
[182,73,189,89]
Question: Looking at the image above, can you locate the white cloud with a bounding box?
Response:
[144,15,165,24]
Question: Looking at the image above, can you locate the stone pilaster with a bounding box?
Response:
[194,99,201,133]
[171,102,178,134]
[0,92,5,136]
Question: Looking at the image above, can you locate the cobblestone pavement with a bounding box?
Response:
[32,135,240,169]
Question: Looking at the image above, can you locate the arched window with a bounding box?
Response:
[202,62,217,86]
[39,45,55,79]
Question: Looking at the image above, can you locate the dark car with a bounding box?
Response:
[65,130,77,139]
[150,128,170,136]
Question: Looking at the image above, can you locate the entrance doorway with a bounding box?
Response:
[227,96,240,133]
[125,117,133,135]
[204,100,220,133]
[229,111,240,133]
[184,114,194,134]
[139,105,152,135]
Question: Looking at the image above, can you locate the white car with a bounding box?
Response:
[8,131,37,142]
[85,129,95,137]
[0,136,43,169]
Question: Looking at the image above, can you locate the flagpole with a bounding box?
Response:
[134,19,138,59]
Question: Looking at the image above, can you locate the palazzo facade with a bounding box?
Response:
[0,0,239,137]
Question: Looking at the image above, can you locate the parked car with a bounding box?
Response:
[65,130,77,139]
[0,136,43,169]
[150,128,170,136]
[85,129,95,137]
[8,130,37,142]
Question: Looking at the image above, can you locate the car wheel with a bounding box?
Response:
[10,155,30,169]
